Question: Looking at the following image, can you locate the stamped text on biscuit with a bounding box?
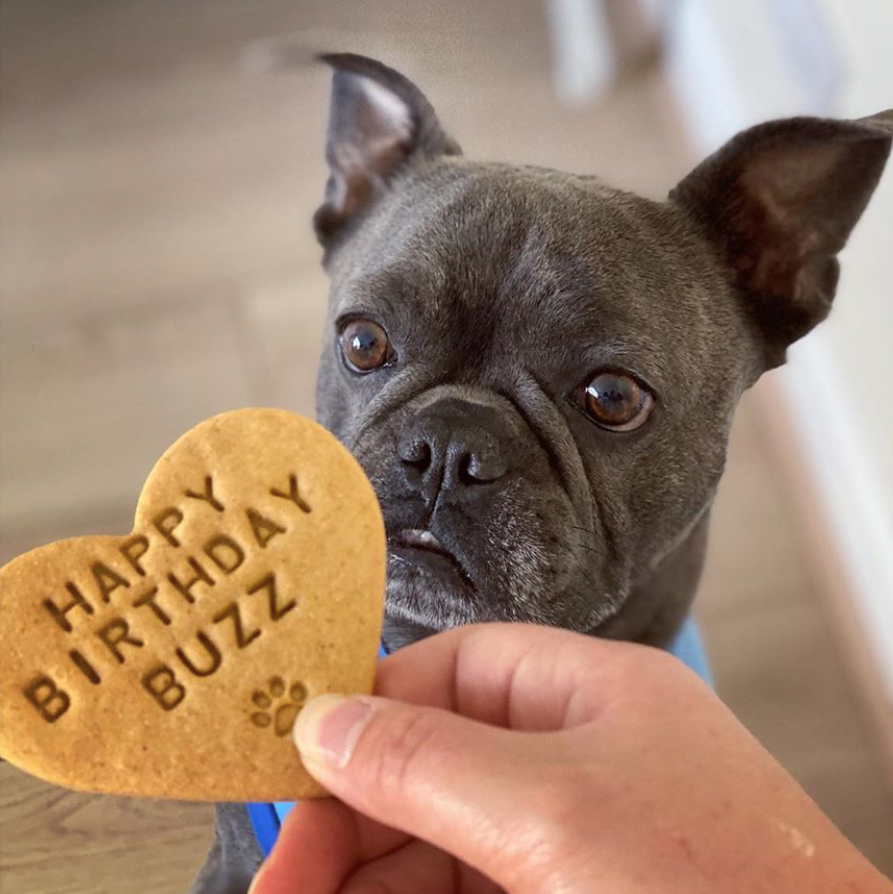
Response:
[24,473,311,724]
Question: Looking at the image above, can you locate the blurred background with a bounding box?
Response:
[1,0,890,890]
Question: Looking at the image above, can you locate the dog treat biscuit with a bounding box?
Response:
[0,408,386,801]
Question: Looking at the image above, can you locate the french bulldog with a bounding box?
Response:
[190,54,891,894]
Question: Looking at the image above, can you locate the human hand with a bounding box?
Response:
[249,623,889,894]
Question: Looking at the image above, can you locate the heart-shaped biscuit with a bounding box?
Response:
[0,409,385,801]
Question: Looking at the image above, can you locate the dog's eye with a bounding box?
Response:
[339,319,394,373]
[575,371,654,431]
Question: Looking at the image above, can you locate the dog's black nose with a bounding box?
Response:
[397,398,508,502]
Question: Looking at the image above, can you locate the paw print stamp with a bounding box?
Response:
[250,676,308,736]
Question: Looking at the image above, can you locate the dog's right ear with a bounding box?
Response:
[314,54,461,246]
[671,111,891,368]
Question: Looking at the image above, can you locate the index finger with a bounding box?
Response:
[250,799,410,894]
[375,622,661,731]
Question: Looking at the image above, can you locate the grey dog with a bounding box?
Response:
[189,54,891,893]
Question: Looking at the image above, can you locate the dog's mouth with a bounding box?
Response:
[388,527,475,590]
[394,528,449,554]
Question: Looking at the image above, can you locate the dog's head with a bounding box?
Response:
[312,54,891,646]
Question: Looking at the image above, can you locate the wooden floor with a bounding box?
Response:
[1,1,890,890]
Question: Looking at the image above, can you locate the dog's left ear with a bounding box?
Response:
[314,53,461,246]
[671,112,891,367]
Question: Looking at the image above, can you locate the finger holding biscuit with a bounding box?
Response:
[250,624,888,894]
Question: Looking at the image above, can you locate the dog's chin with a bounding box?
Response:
[385,553,481,630]
[381,515,628,635]
[385,547,627,638]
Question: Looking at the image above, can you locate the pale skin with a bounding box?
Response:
[249,624,891,894]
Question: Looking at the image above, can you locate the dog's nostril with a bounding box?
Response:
[457,453,476,484]
[397,435,431,470]
[464,451,507,483]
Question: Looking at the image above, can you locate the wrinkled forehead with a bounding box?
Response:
[335,162,675,320]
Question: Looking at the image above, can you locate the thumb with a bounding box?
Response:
[293,693,558,884]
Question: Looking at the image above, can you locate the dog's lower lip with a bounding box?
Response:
[389,528,475,589]
[394,528,448,554]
